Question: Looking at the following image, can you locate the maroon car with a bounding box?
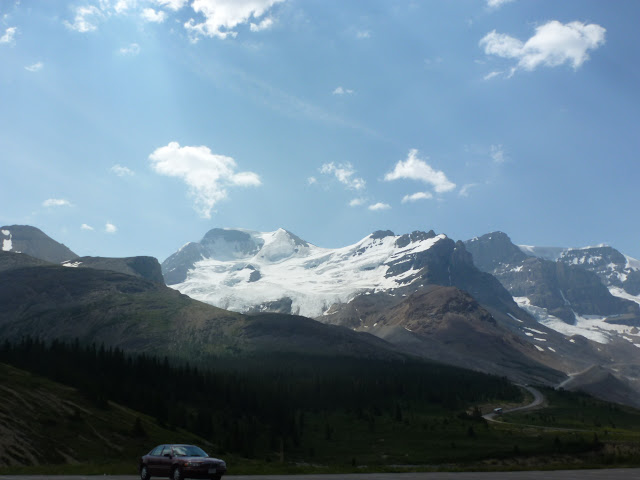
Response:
[139,444,226,480]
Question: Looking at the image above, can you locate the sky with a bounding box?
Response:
[1,0,639,261]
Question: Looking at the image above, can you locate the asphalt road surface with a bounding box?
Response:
[483,385,545,422]
[2,471,640,480]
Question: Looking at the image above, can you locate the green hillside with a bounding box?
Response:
[0,362,208,473]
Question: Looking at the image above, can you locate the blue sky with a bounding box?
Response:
[1,0,639,261]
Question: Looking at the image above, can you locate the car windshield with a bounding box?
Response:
[173,445,208,457]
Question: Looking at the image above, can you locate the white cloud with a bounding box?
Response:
[25,62,43,72]
[487,0,515,9]
[64,5,104,33]
[401,192,433,203]
[0,26,16,44]
[491,144,506,163]
[185,0,285,40]
[459,184,477,197]
[349,198,365,207]
[111,164,135,176]
[149,141,261,218]
[142,8,167,23]
[119,43,141,56]
[480,21,606,72]
[307,176,317,185]
[368,202,390,211]
[320,162,365,190]
[105,222,118,234]
[114,0,134,14]
[155,0,188,10]
[385,149,456,193]
[43,198,72,208]
[356,30,370,39]
[250,16,274,32]
[332,86,354,95]
[81,223,94,231]
[483,70,501,81]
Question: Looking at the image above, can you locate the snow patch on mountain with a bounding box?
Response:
[517,245,566,261]
[62,261,83,268]
[171,229,446,318]
[514,296,638,344]
[2,229,12,252]
[609,286,640,307]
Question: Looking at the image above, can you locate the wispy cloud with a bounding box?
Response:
[0,26,17,44]
[307,176,317,185]
[349,198,366,207]
[491,144,506,163]
[185,0,285,40]
[149,141,261,218]
[401,192,433,203]
[320,163,365,190]
[111,164,135,176]
[64,6,104,33]
[250,16,274,32]
[332,86,354,95]
[459,184,477,197]
[356,30,370,39]
[385,149,456,194]
[155,0,188,10]
[141,8,166,23]
[81,223,94,231]
[105,222,118,234]
[483,71,501,81]
[114,0,132,14]
[486,0,515,9]
[25,62,44,72]
[118,43,141,56]
[43,198,72,208]
[368,202,390,211]
[480,20,606,73]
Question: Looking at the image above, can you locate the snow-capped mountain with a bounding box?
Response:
[163,228,449,318]
[516,243,640,311]
[465,232,640,346]
[163,227,640,403]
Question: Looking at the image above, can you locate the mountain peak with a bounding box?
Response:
[1,225,78,263]
[464,231,528,272]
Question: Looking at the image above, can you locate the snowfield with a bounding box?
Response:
[172,229,446,318]
[514,296,640,345]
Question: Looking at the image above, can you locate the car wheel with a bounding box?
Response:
[140,465,151,480]
[171,466,183,480]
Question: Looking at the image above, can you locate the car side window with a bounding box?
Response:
[151,446,163,456]
[161,446,172,457]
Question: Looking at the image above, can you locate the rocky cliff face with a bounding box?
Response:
[556,245,640,297]
[465,232,640,325]
[62,256,165,284]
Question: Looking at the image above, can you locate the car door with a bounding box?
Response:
[146,445,164,476]
[156,445,173,476]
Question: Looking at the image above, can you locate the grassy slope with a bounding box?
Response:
[0,363,208,473]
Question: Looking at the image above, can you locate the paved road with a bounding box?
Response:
[2,471,640,480]
[483,385,545,422]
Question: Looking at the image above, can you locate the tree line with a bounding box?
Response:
[0,337,521,459]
